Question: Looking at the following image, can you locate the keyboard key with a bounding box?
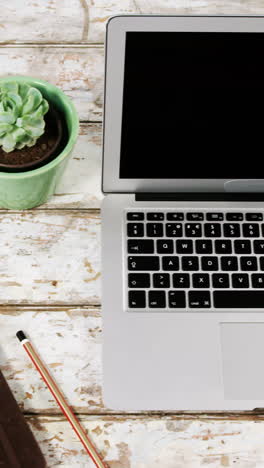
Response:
[254,240,264,254]
[221,256,238,271]
[204,223,221,237]
[212,274,229,288]
[223,223,240,237]
[176,239,193,254]
[129,290,146,308]
[166,223,183,237]
[128,256,159,271]
[128,273,150,288]
[168,291,186,308]
[226,213,243,221]
[246,213,263,221]
[189,291,211,308]
[127,212,144,221]
[153,273,170,288]
[128,240,154,254]
[167,213,184,221]
[201,256,218,271]
[214,291,264,308]
[173,273,190,288]
[242,223,259,237]
[206,212,224,221]
[252,274,264,288]
[149,290,166,308]
[232,273,249,288]
[127,223,144,237]
[157,239,174,254]
[147,212,164,221]
[186,212,204,221]
[162,256,179,271]
[240,256,258,271]
[234,240,251,254]
[185,223,202,237]
[182,256,199,271]
[196,240,213,254]
[147,223,163,237]
[260,257,264,271]
[215,240,232,254]
[192,273,210,288]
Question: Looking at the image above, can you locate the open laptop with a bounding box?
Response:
[102,15,264,411]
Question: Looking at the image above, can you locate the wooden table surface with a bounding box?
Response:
[2,2,264,466]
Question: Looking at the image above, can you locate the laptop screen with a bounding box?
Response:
[119,31,264,179]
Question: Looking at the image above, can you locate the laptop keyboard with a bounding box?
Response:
[126,210,264,310]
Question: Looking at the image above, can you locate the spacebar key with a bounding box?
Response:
[214,291,264,308]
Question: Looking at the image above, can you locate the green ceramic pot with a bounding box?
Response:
[0,76,79,209]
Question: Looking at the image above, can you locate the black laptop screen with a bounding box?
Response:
[119,31,264,179]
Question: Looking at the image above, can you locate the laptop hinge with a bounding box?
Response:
[135,192,264,202]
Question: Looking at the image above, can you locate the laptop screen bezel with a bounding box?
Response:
[102,15,264,194]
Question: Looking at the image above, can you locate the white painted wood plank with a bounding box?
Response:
[1,0,87,44]
[0,46,104,121]
[0,212,101,304]
[129,0,264,15]
[0,307,103,413]
[27,414,264,467]
[2,1,264,44]
[43,123,103,209]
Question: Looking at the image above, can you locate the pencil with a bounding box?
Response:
[16,330,108,468]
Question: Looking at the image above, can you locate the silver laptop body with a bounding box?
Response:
[102,15,264,410]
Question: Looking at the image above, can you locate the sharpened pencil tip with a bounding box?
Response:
[16,330,27,342]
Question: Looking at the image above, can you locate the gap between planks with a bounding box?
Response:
[0,42,104,48]
[0,305,100,310]
[0,208,101,213]
[23,412,264,421]
[0,303,101,309]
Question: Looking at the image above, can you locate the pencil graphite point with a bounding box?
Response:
[16,330,27,342]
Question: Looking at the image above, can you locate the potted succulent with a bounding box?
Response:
[0,76,79,209]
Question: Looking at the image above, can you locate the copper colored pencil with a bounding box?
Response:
[16,330,108,468]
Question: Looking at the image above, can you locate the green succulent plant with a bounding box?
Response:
[0,82,49,153]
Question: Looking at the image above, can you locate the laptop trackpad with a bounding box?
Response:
[221,322,264,400]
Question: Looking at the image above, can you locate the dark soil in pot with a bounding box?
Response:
[0,105,67,173]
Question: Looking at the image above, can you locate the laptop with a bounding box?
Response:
[102,15,264,411]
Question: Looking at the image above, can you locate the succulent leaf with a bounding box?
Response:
[0,81,49,153]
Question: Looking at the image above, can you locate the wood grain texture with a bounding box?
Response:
[3,2,264,466]
[2,1,264,44]
[0,46,104,121]
[0,212,101,305]
[0,307,103,414]
[26,414,264,467]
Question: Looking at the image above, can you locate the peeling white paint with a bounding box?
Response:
[2,1,264,44]
[0,47,104,121]
[0,308,103,413]
[0,212,101,304]
[2,1,264,466]
[27,416,264,467]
